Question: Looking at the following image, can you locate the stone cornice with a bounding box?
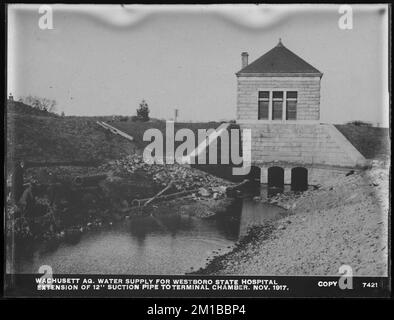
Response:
[236,72,323,78]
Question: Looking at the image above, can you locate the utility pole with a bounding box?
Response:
[174,108,179,122]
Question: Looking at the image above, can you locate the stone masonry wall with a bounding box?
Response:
[237,76,321,121]
[239,123,367,168]
[259,165,355,185]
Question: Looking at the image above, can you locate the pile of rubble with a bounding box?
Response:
[100,154,233,192]
[266,191,311,210]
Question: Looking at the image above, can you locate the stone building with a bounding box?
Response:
[235,40,367,188]
[236,39,322,123]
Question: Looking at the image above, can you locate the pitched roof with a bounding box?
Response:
[236,39,322,77]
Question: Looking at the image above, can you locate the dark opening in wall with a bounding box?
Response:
[291,167,308,191]
[268,166,284,189]
[247,166,261,183]
[245,166,261,192]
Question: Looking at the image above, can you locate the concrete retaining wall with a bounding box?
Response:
[259,165,355,185]
[239,123,367,168]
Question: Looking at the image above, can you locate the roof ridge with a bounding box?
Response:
[236,42,322,77]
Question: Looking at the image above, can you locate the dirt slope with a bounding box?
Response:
[203,162,389,276]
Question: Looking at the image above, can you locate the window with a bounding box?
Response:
[257,90,298,120]
[258,91,269,120]
[286,91,297,120]
[272,91,283,120]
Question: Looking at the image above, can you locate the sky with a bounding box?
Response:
[7,4,389,126]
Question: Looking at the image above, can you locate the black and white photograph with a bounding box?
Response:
[3,3,391,299]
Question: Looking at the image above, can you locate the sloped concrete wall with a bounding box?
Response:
[239,123,367,168]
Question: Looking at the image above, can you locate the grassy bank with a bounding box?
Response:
[110,120,223,149]
[6,113,136,165]
[335,124,390,160]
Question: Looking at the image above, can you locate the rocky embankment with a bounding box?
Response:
[8,154,234,243]
[200,161,389,276]
[100,154,232,191]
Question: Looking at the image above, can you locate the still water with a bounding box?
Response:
[12,198,287,275]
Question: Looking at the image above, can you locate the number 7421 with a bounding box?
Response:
[362,282,378,288]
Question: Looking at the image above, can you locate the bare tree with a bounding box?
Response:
[20,95,57,113]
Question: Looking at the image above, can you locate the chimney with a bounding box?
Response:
[241,52,249,69]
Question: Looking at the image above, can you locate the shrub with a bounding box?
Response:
[136,100,150,122]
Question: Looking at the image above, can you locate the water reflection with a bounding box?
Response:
[127,214,195,245]
[267,186,285,197]
[11,196,286,275]
[239,200,287,237]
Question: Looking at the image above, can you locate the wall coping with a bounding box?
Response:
[237,120,320,125]
[252,161,371,170]
[236,73,323,78]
